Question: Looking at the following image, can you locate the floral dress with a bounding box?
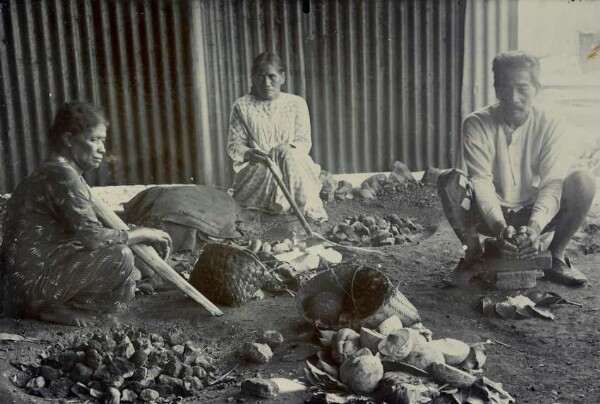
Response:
[227,92,327,221]
[1,155,136,318]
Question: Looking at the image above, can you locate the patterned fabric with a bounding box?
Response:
[1,155,135,318]
[227,93,327,220]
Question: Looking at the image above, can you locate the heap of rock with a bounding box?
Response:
[326,214,420,247]
[22,327,216,403]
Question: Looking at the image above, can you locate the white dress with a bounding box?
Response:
[227,92,327,221]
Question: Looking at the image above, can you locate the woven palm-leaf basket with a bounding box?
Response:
[189,243,269,307]
[297,264,421,328]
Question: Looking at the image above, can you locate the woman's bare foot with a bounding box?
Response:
[38,307,99,327]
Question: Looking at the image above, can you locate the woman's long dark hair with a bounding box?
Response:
[49,102,108,151]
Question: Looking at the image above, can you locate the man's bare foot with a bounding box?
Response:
[39,307,99,327]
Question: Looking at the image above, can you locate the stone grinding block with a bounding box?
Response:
[495,270,544,290]
[477,250,552,273]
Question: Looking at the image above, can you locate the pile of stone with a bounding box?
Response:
[326,214,420,247]
[305,315,515,403]
[21,327,216,403]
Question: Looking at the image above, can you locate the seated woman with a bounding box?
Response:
[1,102,172,326]
[227,52,328,222]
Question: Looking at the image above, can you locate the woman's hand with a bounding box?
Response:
[127,228,172,260]
[244,148,270,165]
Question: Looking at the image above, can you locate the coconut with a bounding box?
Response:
[339,348,373,384]
[404,342,445,370]
[378,329,414,361]
[429,339,470,365]
[359,328,385,354]
[377,315,403,335]
[342,354,384,395]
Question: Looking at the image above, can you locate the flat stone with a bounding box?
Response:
[121,389,138,403]
[84,349,103,370]
[180,363,194,378]
[192,366,207,379]
[240,343,273,364]
[103,375,125,388]
[131,350,149,367]
[26,376,45,389]
[105,387,120,404]
[182,376,204,393]
[70,363,94,384]
[38,365,62,382]
[164,358,183,377]
[157,374,183,387]
[139,389,160,402]
[115,340,136,359]
[49,377,73,398]
[172,344,185,355]
[241,378,280,398]
[109,358,136,378]
[257,330,284,349]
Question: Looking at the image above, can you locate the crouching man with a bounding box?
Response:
[438,50,596,286]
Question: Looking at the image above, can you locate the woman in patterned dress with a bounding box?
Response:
[227,52,328,222]
[1,102,172,326]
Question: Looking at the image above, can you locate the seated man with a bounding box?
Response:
[438,50,596,286]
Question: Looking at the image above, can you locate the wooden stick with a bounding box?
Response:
[93,197,224,316]
[234,109,314,237]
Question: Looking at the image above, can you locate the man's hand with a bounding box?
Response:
[244,148,270,165]
[496,225,519,258]
[514,223,541,259]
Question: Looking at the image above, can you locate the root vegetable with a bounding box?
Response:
[429,339,470,365]
[262,243,272,254]
[250,239,262,253]
[272,243,290,254]
[339,348,373,384]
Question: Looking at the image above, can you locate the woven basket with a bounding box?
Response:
[189,243,270,306]
[296,264,421,328]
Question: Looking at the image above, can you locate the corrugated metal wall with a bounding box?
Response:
[1,0,470,193]
[0,0,197,192]
[193,0,467,182]
[457,0,518,169]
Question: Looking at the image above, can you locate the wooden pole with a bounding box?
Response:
[93,197,224,316]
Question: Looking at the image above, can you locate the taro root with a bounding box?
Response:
[331,328,361,364]
[429,338,470,365]
[304,291,343,326]
[429,362,476,388]
[341,353,384,395]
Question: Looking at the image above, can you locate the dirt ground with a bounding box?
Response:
[1,183,600,404]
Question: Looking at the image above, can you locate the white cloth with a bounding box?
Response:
[462,103,572,232]
[227,93,326,220]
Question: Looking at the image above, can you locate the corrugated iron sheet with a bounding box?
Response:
[193,0,467,181]
[458,0,518,168]
[1,0,474,193]
[0,0,197,192]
